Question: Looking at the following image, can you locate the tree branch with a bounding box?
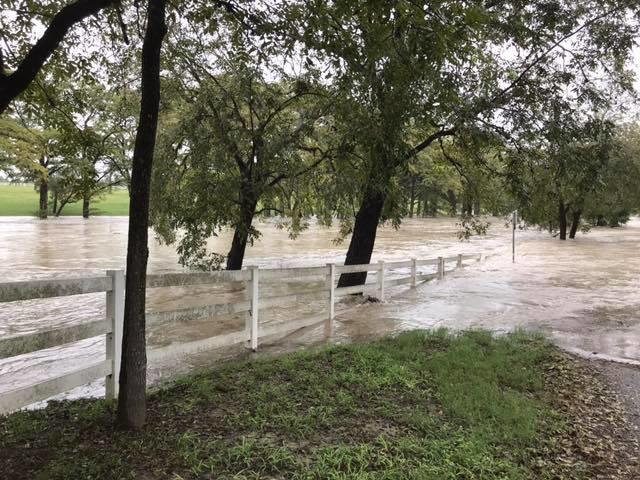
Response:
[406,127,457,160]
[0,0,116,114]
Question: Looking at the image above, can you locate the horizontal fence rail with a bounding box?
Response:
[0,276,112,303]
[0,252,483,414]
[0,318,110,359]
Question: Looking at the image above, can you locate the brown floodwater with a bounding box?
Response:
[1,215,639,404]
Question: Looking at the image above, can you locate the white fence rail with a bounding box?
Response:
[0,252,482,414]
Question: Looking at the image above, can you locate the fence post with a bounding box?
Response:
[411,258,417,288]
[378,260,385,301]
[437,257,444,279]
[105,269,124,400]
[248,266,259,351]
[327,263,336,320]
[457,254,463,268]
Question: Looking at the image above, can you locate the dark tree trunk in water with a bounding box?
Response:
[82,192,90,219]
[473,198,480,216]
[463,199,472,215]
[569,209,581,239]
[446,189,457,216]
[226,190,258,270]
[117,0,166,430]
[558,200,568,240]
[52,191,58,216]
[337,171,388,288]
[408,177,415,218]
[38,180,48,219]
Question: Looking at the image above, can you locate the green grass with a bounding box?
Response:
[0,184,129,216]
[0,330,628,479]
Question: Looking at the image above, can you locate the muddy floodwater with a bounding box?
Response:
[1,215,639,403]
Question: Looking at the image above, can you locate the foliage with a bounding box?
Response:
[509,98,622,236]
[583,123,640,226]
[0,116,59,181]
[152,24,334,268]
[457,214,492,241]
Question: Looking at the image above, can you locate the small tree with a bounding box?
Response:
[0,116,62,217]
[152,52,332,270]
[511,101,616,239]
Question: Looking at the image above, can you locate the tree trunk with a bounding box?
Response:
[82,192,90,219]
[226,192,258,270]
[463,199,472,215]
[569,209,581,239]
[408,177,415,218]
[337,171,388,288]
[117,0,166,431]
[446,189,457,216]
[558,200,567,240]
[416,194,422,217]
[473,198,480,216]
[38,180,48,219]
[52,190,58,215]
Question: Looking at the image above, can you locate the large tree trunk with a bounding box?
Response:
[226,191,258,270]
[569,209,581,239]
[558,200,568,240]
[337,168,389,288]
[82,192,90,219]
[38,180,48,219]
[0,0,116,114]
[117,0,166,430]
[473,197,481,216]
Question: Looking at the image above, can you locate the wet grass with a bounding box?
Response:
[0,330,635,479]
[0,184,129,216]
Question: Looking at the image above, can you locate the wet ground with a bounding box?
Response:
[1,215,639,403]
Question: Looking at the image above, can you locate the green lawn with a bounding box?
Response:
[0,184,130,216]
[1,330,637,479]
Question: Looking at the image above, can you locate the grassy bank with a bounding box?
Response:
[1,330,637,479]
[0,184,129,216]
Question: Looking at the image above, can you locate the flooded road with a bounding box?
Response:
[333,222,640,364]
[1,215,639,403]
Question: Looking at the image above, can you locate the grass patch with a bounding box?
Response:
[0,184,129,216]
[0,330,637,479]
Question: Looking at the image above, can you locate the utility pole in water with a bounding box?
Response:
[512,210,517,263]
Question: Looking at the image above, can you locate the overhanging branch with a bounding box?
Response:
[0,0,116,114]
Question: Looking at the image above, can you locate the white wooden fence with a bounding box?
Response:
[0,253,481,414]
